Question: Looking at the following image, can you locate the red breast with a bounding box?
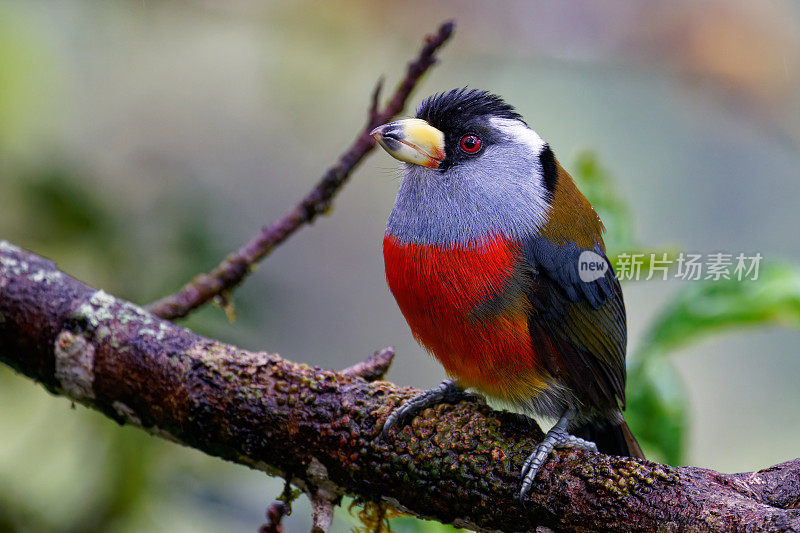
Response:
[383,233,551,402]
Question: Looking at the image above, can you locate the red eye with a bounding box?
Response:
[459,134,482,154]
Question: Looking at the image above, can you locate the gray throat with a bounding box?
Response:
[386,143,551,246]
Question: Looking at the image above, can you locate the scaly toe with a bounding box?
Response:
[379,379,465,439]
[519,412,599,499]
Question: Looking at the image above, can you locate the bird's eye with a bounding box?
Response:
[459,134,482,154]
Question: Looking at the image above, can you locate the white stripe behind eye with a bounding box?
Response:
[489,117,547,154]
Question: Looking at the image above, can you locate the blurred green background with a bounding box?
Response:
[1,1,799,531]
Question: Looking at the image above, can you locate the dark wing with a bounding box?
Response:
[522,238,627,409]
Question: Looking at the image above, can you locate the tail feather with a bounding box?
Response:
[572,414,645,459]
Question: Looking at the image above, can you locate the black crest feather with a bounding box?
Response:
[416,88,523,130]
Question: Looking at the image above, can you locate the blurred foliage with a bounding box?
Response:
[625,263,800,464]
[344,498,463,533]
[0,4,52,152]
[0,14,232,531]
[573,152,636,253]
[573,152,680,272]
[12,167,124,263]
[624,358,689,465]
[641,263,800,355]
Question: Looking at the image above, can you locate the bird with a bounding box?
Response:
[370,88,644,499]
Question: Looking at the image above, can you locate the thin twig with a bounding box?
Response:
[146,21,455,320]
[342,347,395,382]
[368,76,385,124]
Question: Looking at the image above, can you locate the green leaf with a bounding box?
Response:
[627,261,800,465]
[624,357,688,465]
[17,168,119,244]
[642,262,800,356]
[572,152,680,274]
[571,151,636,252]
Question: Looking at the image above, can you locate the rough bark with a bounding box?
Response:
[1,242,798,532]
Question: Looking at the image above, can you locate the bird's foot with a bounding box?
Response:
[379,379,470,438]
[519,411,598,499]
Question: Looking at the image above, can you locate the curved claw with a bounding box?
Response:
[379,379,467,439]
[519,411,598,499]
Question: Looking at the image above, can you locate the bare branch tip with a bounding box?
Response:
[371,77,384,107]
[342,347,395,382]
[368,77,385,123]
[438,19,455,39]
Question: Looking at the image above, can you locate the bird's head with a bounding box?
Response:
[372,89,559,245]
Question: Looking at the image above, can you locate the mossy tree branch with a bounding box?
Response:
[1,242,799,532]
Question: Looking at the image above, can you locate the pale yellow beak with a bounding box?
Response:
[370,118,445,169]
